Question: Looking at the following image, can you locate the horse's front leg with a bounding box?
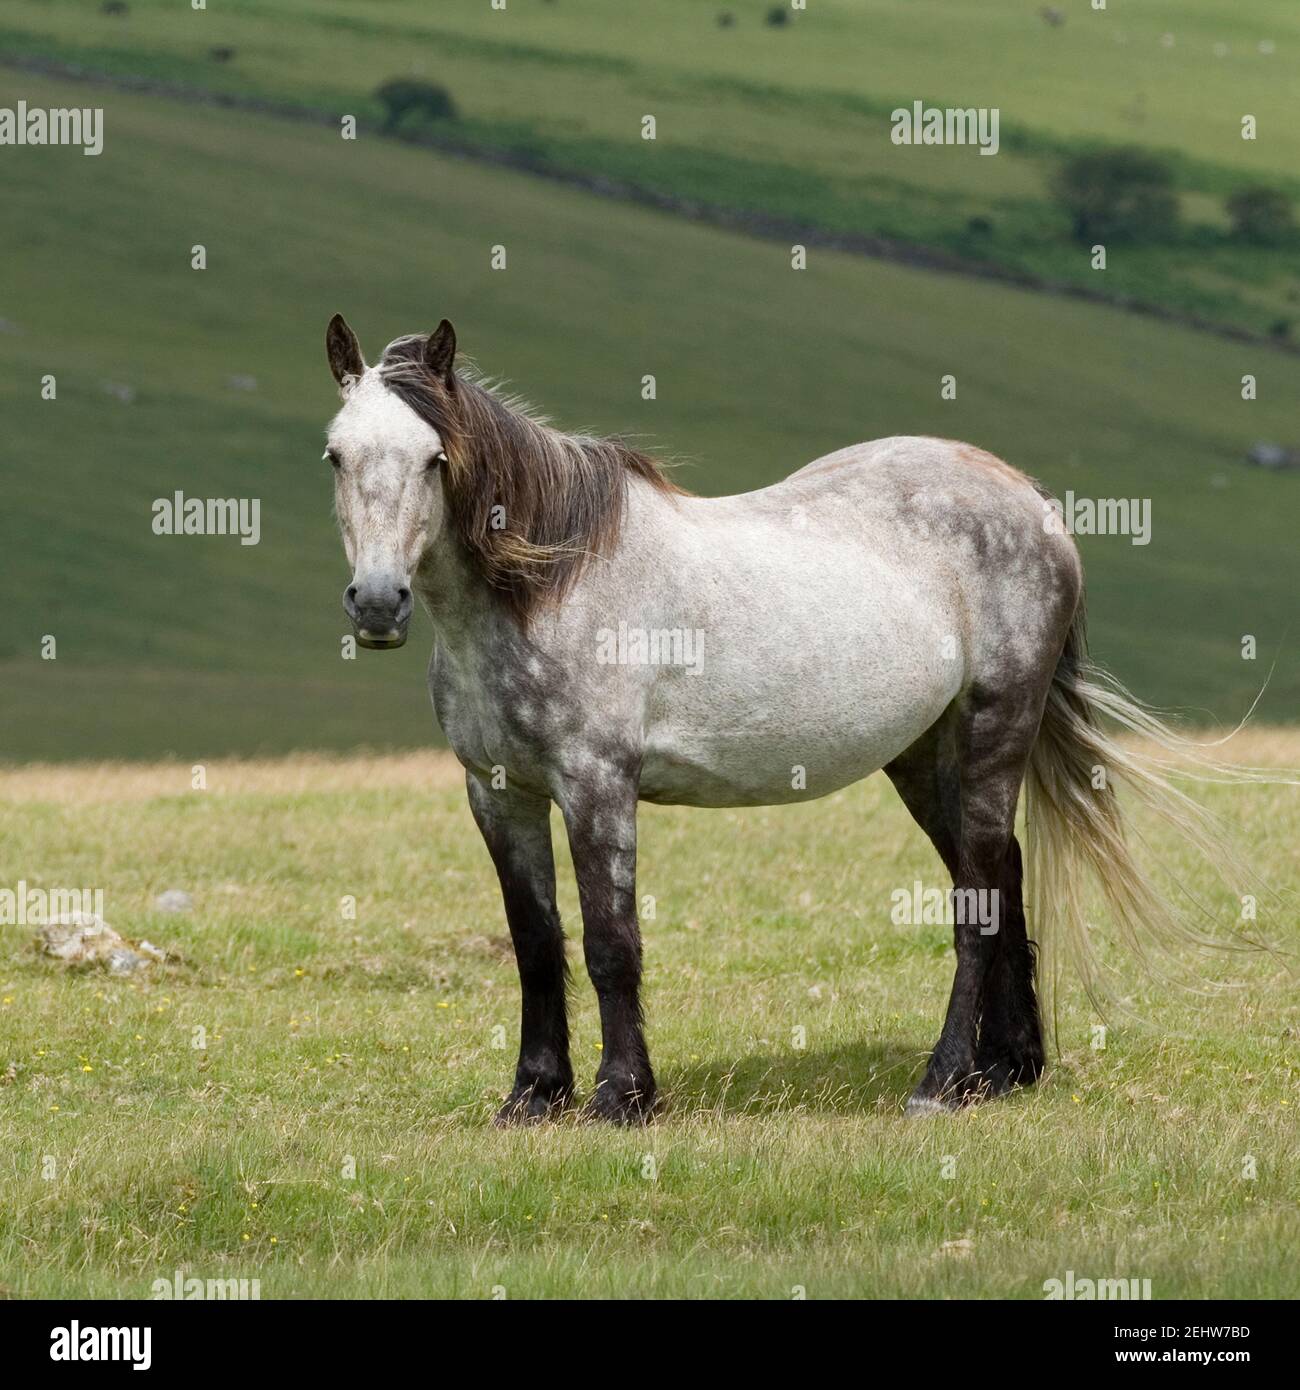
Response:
[466,771,573,1124]
[558,771,655,1123]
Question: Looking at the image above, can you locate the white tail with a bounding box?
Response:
[1024,605,1290,1021]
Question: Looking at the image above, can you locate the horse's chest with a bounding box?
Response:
[428,652,558,791]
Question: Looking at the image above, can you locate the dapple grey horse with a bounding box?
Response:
[322,315,1251,1123]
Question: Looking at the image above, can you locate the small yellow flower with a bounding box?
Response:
[82,1065,93,1073]
[270,1237,278,1245]
[436,1001,449,1009]
[294,968,304,978]
[242,1233,250,1242]
[2,996,12,1006]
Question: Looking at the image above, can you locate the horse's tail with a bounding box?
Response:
[1024,601,1283,1016]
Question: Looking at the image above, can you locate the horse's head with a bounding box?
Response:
[322,314,457,649]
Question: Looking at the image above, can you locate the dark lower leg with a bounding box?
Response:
[904,683,1039,1113]
[584,919,654,1121]
[466,774,572,1123]
[907,907,1000,1110]
[562,776,655,1123]
[973,837,1044,1093]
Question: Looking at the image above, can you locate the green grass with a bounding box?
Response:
[1,73,1297,761]
[0,741,1296,1298]
[4,0,1299,334]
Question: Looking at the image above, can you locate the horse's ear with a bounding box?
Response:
[424,319,456,389]
[326,314,365,390]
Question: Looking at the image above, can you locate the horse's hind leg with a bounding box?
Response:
[972,835,1044,1095]
[886,687,1045,1113]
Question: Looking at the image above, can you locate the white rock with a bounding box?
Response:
[40,913,160,973]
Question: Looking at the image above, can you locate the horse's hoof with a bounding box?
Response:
[971,1053,1043,1098]
[493,1085,570,1127]
[582,1079,657,1126]
[904,1093,958,1118]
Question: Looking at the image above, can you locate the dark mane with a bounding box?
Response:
[378,335,684,622]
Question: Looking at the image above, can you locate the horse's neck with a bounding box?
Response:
[414,529,497,647]
[415,465,677,657]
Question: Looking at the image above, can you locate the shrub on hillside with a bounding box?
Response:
[1053,148,1179,244]
[1226,185,1295,246]
[375,79,458,134]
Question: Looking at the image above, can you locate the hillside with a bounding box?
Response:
[3,0,1299,337]
[0,71,1296,761]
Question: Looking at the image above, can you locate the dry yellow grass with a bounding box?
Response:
[0,748,468,805]
[2,727,1294,806]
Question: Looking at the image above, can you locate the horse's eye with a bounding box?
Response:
[323,448,341,469]
[428,450,447,469]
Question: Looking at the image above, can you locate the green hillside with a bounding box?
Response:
[0,71,1296,761]
[3,0,1299,336]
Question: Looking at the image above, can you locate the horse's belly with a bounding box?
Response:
[637,661,957,808]
[638,737,886,807]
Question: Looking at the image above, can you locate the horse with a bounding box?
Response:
[321,313,1256,1123]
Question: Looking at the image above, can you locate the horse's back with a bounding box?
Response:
[626,436,1080,807]
[776,434,1082,680]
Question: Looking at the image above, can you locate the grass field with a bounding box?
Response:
[4,0,1299,334]
[2,72,1298,761]
[1,734,1296,1298]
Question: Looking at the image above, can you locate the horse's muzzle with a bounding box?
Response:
[355,627,407,650]
[343,582,412,650]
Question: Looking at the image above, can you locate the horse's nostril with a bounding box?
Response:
[397,587,411,604]
[346,585,358,603]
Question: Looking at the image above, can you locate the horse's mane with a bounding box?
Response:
[377,335,684,623]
